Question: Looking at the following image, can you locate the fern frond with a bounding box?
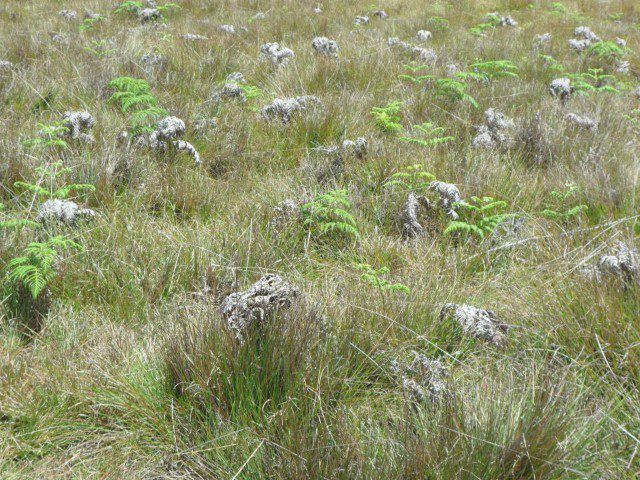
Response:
[0,219,39,230]
[14,182,51,198]
[122,94,159,112]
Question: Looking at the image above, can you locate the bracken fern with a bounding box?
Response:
[301,189,360,242]
[371,101,404,134]
[14,162,96,201]
[383,164,436,192]
[5,236,81,299]
[108,77,169,135]
[457,60,519,82]
[444,196,515,240]
[399,122,456,147]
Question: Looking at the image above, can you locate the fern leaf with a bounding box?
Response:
[14,182,51,198]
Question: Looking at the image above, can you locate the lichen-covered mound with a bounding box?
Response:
[261,96,320,123]
[259,42,295,67]
[440,303,508,346]
[220,274,300,341]
[143,116,201,165]
[62,111,95,142]
[312,37,339,57]
[37,199,96,225]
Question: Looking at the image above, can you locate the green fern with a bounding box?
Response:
[5,236,81,299]
[0,203,38,230]
[22,122,69,150]
[444,196,515,240]
[426,17,449,31]
[114,1,145,13]
[84,39,115,58]
[457,60,519,82]
[383,164,436,192]
[239,84,263,100]
[540,183,588,223]
[567,69,620,95]
[79,15,105,33]
[301,190,360,242]
[586,41,627,61]
[433,78,478,108]
[14,162,95,200]
[468,13,502,36]
[551,2,568,13]
[399,122,455,148]
[355,263,410,293]
[399,64,434,85]
[550,2,586,21]
[108,77,169,135]
[371,101,404,134]
[539,54,565,73]
[157,3,180,12]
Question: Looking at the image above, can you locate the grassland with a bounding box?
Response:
[1,0,639,478]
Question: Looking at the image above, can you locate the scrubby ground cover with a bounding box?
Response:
[1,0,639,478]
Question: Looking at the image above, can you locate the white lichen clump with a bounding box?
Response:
[565,113,598,131]
[429,181,461,219]
[145,117,201,165]
[598,243,638,284]
[472,108,514,149]
[373,10,388,19]
[59,10,78,20]
[140,53,164,72]
[549,77,573,105]
[153,116,185,141]
[569,26,601,52]
[446,64,459,77]
[0,60,14,71]
[354,16,370,25]
[261,96,320,124]
[194,118,218,134]
[440,303,508,346]
[582,242,639,287]
[138,8,161,23]
[387,37,437,64]
[269,199,301,232]
[312,37,339,57]
[534,33,552,47]
[37,199,95,226]
[212,83,246,102]
[181,34,208,41]
[401,353,448,403]
[416,30,433,42]
[401,192,428,239]
[62,111,95,142]
[490,12,518,27]
[305,137,368,182]
[220,274,300,341]
[51,33,70,45]
[259,42,295,67]
[341,137,368,159]
[219,24,236,34]
[226,72,246,83]
[616,61,630,74]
